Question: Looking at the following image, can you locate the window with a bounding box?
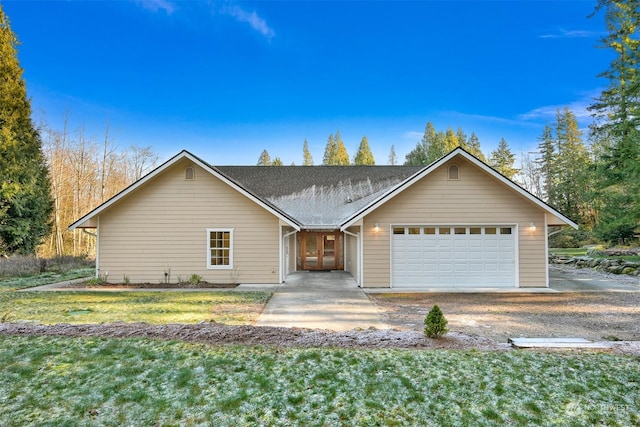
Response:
[448,164,459,180]
[424,227,436,235]
[500,227,512,235]
[207,229,233,269]
[470,227,482,235]
[439,227,451,235]
[485,227,497,235]
[185,166,195,180]
[408,227,421,235]
[454,227,466,235]
[393,227,405,235]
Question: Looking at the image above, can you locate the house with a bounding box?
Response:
[69,147,577,289]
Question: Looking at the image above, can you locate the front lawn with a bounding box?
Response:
[0,268,94,291]
[0,336,638,426]
[0,291,270,325]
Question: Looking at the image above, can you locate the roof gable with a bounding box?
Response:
[340,147,578,230]
[68,151,300,231]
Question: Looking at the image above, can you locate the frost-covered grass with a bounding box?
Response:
[0,291,270,324]
[0,336,638,426]
[0,268,94,291]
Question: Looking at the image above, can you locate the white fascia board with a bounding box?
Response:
[340,147,578,230]
[69,150,300,231]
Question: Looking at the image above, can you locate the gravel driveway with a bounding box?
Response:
[370,265,639,343]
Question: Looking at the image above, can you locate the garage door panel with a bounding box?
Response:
[392,225,515,288]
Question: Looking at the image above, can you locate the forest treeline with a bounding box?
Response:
[1,1,638,258]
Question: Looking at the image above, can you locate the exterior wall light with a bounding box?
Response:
[374,223,380,232]
[529,222,536,232]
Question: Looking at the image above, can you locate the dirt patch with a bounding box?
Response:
[0,322,506,351]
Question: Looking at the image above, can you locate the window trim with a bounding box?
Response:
[206,228,234,269]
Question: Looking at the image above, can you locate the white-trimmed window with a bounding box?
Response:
[207,228,233,269]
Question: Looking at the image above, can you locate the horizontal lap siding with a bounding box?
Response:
[362,157,547,288]
[98,159,280,284]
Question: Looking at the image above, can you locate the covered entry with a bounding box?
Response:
[298,231,344,271]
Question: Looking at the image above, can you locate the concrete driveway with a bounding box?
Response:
[256,271,389,331]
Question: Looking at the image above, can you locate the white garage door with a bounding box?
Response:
[392,225,516,288]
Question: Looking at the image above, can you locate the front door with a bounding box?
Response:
[298,232,344,271]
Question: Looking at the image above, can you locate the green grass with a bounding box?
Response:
[0,336,638,426]
[0,267,94,291]
[549,248,588,257]
[0,291,270,324]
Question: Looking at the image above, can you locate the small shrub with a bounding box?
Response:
[86,276,107,286]
[123,275,131,285]
[424,304,448,338]
[188,274,202,285]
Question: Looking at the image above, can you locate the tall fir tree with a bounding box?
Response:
[0,6,53,254]
[322,133,337,165]
[554,107,590,223]
[388,145,397,165]
[257,149,272,166]
[536,124,557,203]
[302,139,313,166]
[405,122,443,165]
[489,138,518,179]
[334,130,350,165]
[467,132,486,161]
[589,0,640,242]
[353,136,375,165]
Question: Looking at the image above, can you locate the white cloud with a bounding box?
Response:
[519,90,602,121]
[403,131,423,140]
[136,0,176,14]
[223,5,275,40]
[539,28,603,39]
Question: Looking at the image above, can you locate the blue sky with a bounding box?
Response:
[4,0,609,165]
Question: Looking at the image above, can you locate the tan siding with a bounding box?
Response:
[98,159,281,284]
[362,156,548,288]
[344,227,360,283]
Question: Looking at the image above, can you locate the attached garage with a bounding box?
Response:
[391,225,517,288]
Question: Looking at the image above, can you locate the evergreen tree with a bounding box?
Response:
[467,132,486,161]
[405,122,441,165]
[322,133,337,165]
[271,157,283,166]
[353,136,375,165]
[334,130,350,165]
[0,6,53,254]
[554,107,590,222]
[302,139,313,165]
[388,145,397,165]
[257,149,271,166]
[456,127,468,150]
[443,127,459,152]
[489,138,518,179]
[536,124,557,203]
[426,130,447,163]
[589,0,640,242]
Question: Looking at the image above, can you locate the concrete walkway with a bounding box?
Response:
[255,271,390,331]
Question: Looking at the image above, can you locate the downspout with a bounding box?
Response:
[282,229,298,282]
[343,229,361,286]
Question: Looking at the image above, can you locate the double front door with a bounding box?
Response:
[298,231,344,271]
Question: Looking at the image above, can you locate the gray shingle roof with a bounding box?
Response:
[214,165,423,227]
